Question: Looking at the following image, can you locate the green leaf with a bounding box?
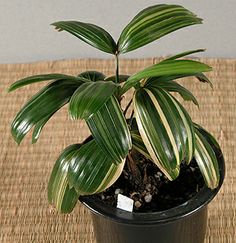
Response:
[121,60,212,94]
[196,73,213,88]
[145,72,211,86]
[8,73,80,92]
[131,130,152,161]
[105,74,130,83]
[133,87,195,180]
[118,4,202,54]
[165,49,205,61]
[87,96,132,164]
[11,79,83,144]
[145,73,212,92]
[69,81,119,120]
[32,114,54,144]
[194,127,220,189]
[68,140,125,195]
[146,79,199,106]
[194,123,220,150]
[162,49,213,88]
[48,144,79,213]
[52,21,117,54]
[78,71,106,82]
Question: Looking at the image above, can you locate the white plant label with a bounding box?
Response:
[117,194,134,212]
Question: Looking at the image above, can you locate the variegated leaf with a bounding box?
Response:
[145,72,212,88]
[11,79,83,144]
[131,130,152,161]
[87,96,132,164]
[145,79,199,106]
[118,4,202,53]
[68,139,125,195]
[163,49,213,88]
[165,49,205,61]
[48,144,79,213]
[105,74,130,83]
[194,123,221,150]
[52,21,117,54]
[69,81,118,119]
[133,87,195,179]
[32,114,54,144]
[121,59,212,94]
[78,71,106,82]
[194,127,220,189]
[8,73,81,92]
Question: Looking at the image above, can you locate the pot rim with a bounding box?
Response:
[80,146,225,225]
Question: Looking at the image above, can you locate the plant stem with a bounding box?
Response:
[129,110,134,127]
[127,153,142,185]
[123,99,133,116]
[115,53,119,84]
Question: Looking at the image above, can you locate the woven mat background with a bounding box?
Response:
[0,58,235,242]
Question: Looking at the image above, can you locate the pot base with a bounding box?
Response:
[91,206,207,243]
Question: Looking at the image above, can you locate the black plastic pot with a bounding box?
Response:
[80,145,225,243]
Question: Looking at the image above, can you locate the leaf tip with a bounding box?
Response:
[204,65,213,73]
[209,180,220,190]
[7,85,15,93]
[11,126,23,145]
[198,17,204,24]
[51,22,63,31]
[14,137,21,145]
[197,48,206,54]
[69,111,79,121]
[50,21,58,26]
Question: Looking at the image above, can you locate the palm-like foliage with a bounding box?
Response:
[9,4,221,213]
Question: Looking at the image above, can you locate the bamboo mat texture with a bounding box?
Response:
[0,58,235,242]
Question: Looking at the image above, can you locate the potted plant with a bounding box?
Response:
[9,4,225,243]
